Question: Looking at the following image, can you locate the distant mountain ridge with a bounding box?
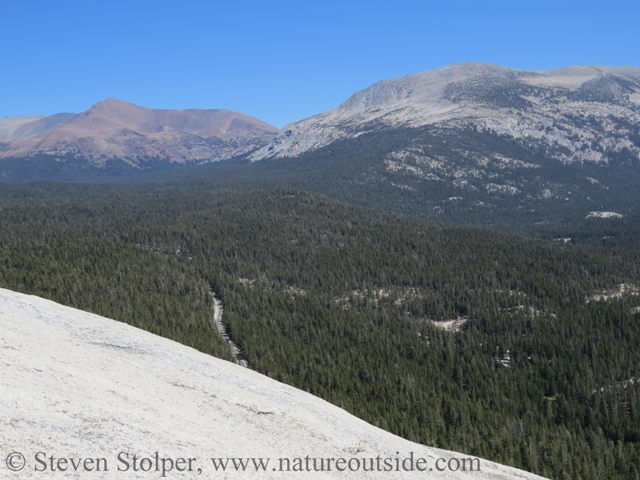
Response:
[2,63,639,197]
[0,99,278,178]
[227,63,640,229]
[251,63,640,164]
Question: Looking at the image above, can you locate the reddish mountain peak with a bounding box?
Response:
[0,99,279,166]
[86,98,139,114]
[77,99,278,136]
[83,98,147,122]
[103,97,132,104]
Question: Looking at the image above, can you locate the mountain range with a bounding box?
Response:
[1,63,639,228]
[252,63,640,163]
[0,98,277,178]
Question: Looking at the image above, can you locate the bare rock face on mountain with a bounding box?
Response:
[0,288,546,479]
[0,99,278,173]
[246,64,640,224]
[251,63,640,164]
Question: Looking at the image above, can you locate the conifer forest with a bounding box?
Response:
[1,179,639,480]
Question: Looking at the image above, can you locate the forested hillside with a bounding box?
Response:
[136,121,640,236]
[1,182,639,479]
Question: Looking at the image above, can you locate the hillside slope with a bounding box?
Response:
[235,64,640,229]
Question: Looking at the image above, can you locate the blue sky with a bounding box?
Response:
[1,0,639,128]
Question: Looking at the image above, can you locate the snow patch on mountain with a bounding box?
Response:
[585,211,624,219]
